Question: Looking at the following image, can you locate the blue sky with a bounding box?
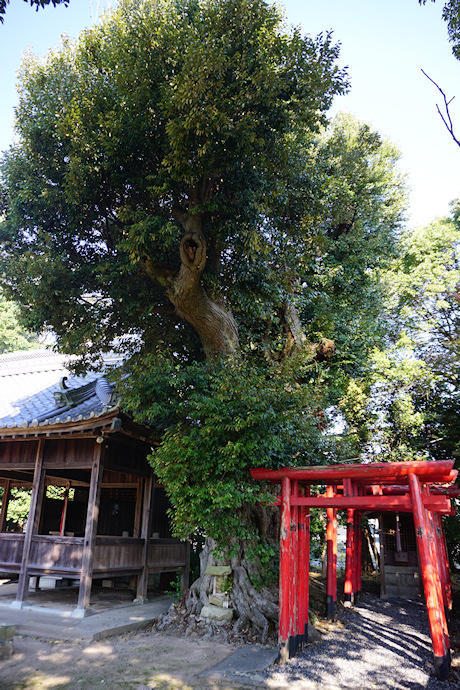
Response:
[0,0,459,227]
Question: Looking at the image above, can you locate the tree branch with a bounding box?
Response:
[422,69,460,147]
[140,258,175,287]
[283,300,308,350]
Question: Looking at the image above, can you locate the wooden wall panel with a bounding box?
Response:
[44,438,95,469]
[106,441,151,477]
[0,441,38,468]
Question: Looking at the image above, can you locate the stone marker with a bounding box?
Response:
[0,624,15,659]
[201,604,233,623]
[204,566,232,577]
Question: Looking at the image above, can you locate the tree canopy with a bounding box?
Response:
[338,203,460,559]
[0,0,349,366]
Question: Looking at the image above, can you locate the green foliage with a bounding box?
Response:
[0,487,31,530]
[122,354,328,546]
[165,570,184,601]
[0,0,348,370]
[443,0,460,58]
[388,215,460,341]
[336,210,460,463]
[302,114,407,383]
[46,485,74,500]
[0,292,39,353]
[381,210,460,465]
[366,335,435,460]
[333,203,460,559]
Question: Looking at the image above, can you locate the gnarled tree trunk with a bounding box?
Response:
[141,200,332,633]
[142,210,239,359]
[185,506,280,640]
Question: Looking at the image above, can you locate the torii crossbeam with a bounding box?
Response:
[250,460,458,681]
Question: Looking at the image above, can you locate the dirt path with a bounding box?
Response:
[0,628,242,690]
[1,596,459,689]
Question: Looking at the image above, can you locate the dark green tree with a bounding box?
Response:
[0,0,407,629]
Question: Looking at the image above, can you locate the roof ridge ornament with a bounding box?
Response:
[95,377,117,406]
[53,378,97,408]
[53,375,119,410]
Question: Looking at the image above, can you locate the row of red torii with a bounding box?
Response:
[251,460,458,681]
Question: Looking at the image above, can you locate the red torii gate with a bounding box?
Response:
[250,460,458,681]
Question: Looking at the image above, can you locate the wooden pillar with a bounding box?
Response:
[289,480,299,657]
[298,484,310,645]
[0,479,11,533]
[434,512,452,612]
[378,513,386,597]
[344,508,354,607]
[422,487,450,663]
[135,472,155,602]
[357,511,362,598]
[181,540,191,594]
[409,473,450,680]
[133,477,144,539]
[129,477,145,590]
[13,440,45,607]
[353,510,362,603]
[278,476,291,663]
[59,481,71,536]
[326,484,337,620]
[427,510,447,612]
[73,441,104,617]
[424,504,451,664]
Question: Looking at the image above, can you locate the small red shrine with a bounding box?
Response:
[251,460,458,681]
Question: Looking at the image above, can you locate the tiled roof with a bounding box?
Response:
[0,349,122,431]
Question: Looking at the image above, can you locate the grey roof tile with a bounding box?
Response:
[0,349,122,430]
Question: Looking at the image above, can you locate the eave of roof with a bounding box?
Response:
[0,408,119,439]
[0,409,154,444]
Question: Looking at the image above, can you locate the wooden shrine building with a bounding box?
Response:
[379,512,421,599]
[251,460,458,681]
[0,349,188,617]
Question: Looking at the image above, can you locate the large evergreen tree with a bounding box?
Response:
[0,0,407,630]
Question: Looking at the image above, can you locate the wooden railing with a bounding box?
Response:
[0,533,187,578]
[148,538,188,572]
[93,537,144,576]
[29,535,84,575]
[0,533,24,572]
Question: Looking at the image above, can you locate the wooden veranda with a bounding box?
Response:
[251,460,458,681]
[0,350,188,617]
